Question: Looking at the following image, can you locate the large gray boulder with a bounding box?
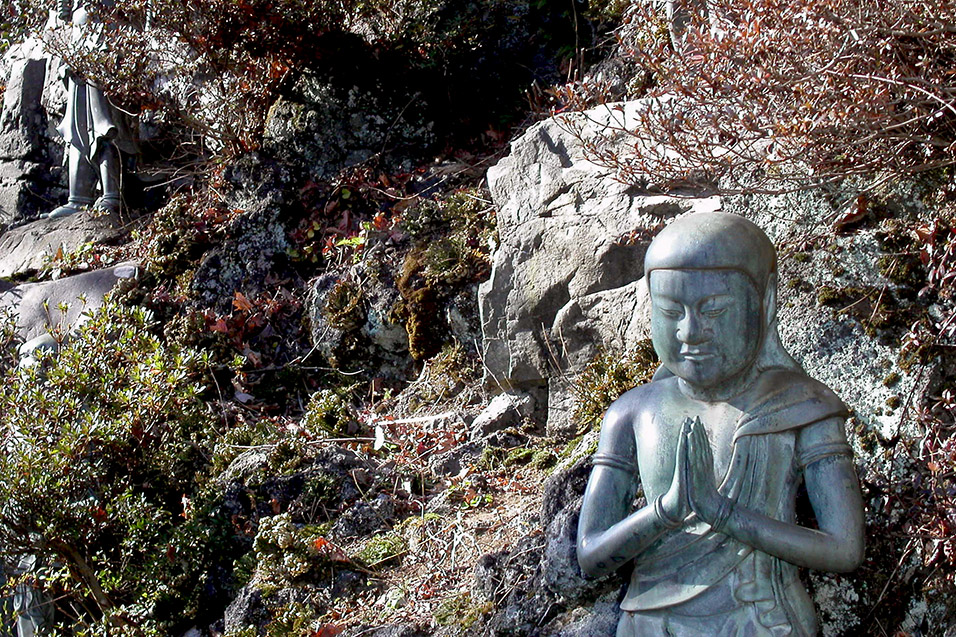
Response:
[0,263,139,341]
[0,208,124,278]
[0,56,47,161]
[0,38,65,224]
[479,101,719,434]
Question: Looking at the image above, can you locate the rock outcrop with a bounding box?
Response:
[189,154,291,311]
[264,72,436,182]
[0,39,65,225]
[0,262,139,340]
[0,208,125,278]
[479,101,720,435]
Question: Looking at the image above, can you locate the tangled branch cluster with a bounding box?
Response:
[41,0,414,154]
[558,0,956,192]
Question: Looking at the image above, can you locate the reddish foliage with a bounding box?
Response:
[557,0,956,192]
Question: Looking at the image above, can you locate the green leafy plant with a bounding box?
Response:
[302,388,355,438]
[0,300,216,632]
[0,0,44,54]
[571,340,658,435]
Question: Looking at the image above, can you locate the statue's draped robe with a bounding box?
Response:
[58,0,136,165]
[618,369,850,637]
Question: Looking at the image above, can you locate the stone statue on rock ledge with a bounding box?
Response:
[46,0,136,219]
[577,212,864,636]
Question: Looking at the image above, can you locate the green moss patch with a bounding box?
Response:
[571,340,658,435]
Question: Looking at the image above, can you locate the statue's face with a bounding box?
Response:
[650,269,763,390]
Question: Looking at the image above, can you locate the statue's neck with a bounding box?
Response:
[677,364,761,403]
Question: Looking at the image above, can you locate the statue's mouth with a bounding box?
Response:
[680,351,715,361]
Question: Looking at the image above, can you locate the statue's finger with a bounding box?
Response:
[686,428,700,470]
[693,421,712,461]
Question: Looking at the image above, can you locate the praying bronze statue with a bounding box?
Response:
[577,212,864,636]
[47,0,135,219]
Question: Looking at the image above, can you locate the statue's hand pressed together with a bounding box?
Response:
[655,417,692,528]
[682,417,726,527]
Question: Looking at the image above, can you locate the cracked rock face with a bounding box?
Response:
[478,101,720,435]
[0,43,66,225]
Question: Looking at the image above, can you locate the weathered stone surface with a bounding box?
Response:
[222,585,271,634]
[428,441,482,477]
[190,154,290,311]
[0,57,48,161]
[328,494,396,542]
[305,259,414,379]
[264,73,435,181]
[0,209,124,278]
[0,262,138,340]
[0,159,61,226]
[0,41,65,224]
[479,101,719,402]
[469,392,536,440]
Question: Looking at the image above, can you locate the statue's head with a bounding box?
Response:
[644,213,792,395]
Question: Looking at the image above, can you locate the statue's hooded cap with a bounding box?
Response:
[644,212,776,294]
[645,212,800,375]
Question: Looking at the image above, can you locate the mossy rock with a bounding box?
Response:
[323,279,366,331]
[302,388,355,437]
[356,530,407,568]
[434,591,493,628]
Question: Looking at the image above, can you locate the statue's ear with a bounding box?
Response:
[764,273,778,327]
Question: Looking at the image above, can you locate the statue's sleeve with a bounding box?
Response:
[794,416,852,469]
[591,399,639,475]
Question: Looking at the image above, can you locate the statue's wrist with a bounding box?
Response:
[708,495,734,533]
[654,495,683,529]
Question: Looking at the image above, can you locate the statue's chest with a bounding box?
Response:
[635,402,742,497]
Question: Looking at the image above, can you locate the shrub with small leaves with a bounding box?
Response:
[302,388,355,438]
[557,0,956,193]
[0,300,216,632]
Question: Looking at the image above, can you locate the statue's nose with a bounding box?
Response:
[676,312,708,345]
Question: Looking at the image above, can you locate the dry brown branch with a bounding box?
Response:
[554,0,956,193]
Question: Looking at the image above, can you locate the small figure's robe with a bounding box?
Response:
[57,0,136,164]
[617,368,851,637]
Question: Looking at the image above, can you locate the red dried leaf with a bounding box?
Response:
[833,195,869,232]
[233,292,254,313]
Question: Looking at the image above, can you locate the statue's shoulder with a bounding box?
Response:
[596,378,673,452]
[735,368,849,438]
[754,368,846,408]
[606,376,676,421]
